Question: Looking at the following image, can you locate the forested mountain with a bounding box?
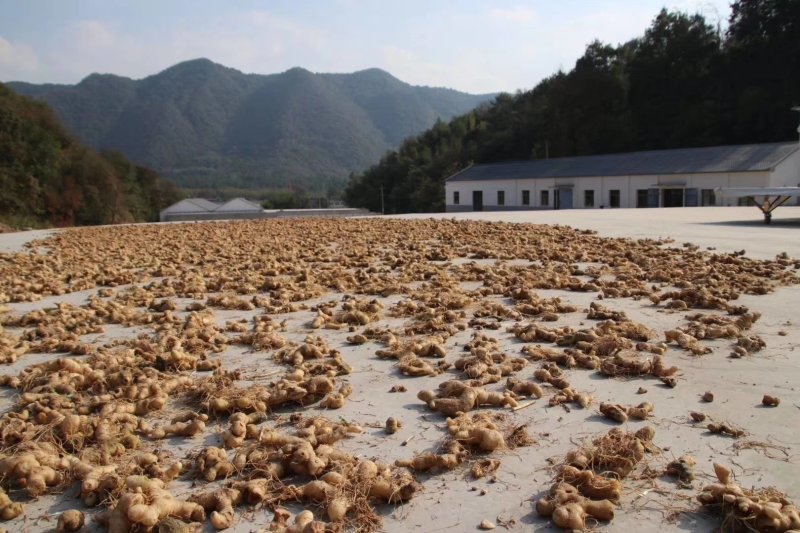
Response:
[0,83,179,228]
[8,61,494,190]
[345,0,800,213]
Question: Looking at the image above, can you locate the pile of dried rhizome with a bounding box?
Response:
[0,218,796,532]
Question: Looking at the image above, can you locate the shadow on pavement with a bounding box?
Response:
[697,217,800,228]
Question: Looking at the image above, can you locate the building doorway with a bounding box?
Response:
[663,188,684,207]
[554,189,573,209]
[472,191,483,211]
[639,189,661,207]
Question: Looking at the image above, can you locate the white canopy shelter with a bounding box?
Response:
[716,187,800,224]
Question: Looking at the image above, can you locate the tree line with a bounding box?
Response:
[0,83,180,228]
[345,0,800,213]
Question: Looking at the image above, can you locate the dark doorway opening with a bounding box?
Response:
[663,188,684,207]
[472,191,483,211]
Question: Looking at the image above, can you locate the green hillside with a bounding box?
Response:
[9,61,493,191]
[0,83,179,228]
[345,0,800,213]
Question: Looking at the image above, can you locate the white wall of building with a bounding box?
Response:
[768,149,800,204]
[770,149,800,187]
[445,170,777,211]
[447,179,544,209]
[725,171,769,188]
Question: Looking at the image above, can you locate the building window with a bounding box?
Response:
[497,190,505,205]
[609,190,620,208]
[584,190,594,207]
[541,190,549,206]
[453,191,459,205]
[522,190,530,205]
[636,190,648,208]
[701,189,715,206]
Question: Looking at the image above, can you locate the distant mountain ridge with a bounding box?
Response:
[8,59,495,190]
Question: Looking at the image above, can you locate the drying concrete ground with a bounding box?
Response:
[394,205,800,260]
[0,206,799,532]
[0,228,54,254]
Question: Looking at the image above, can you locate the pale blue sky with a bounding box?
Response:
[0,0,731,93]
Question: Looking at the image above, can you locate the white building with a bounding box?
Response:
[445,142,800,212]
[159,197,372,222]
[159,197,263,222]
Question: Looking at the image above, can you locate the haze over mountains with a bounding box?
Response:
[8,59,495,190]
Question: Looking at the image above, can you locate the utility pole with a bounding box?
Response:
[380,186,385,215]
[791,107,800,213]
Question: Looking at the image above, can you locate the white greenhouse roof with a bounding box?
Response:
[160,197,264,216]
[214,198,263,213]
[161,198,220,214]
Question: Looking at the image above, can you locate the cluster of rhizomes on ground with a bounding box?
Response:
[0,218,796,532]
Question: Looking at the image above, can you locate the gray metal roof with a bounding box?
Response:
[446,142,799,182]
